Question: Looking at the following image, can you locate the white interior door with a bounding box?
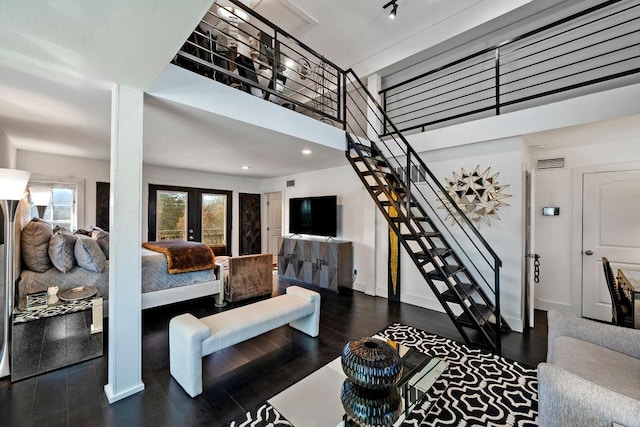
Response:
[582,170,640,321]
[267,191,282,262]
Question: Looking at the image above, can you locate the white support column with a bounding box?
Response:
[366,74,383,142]
[104,84,145,403]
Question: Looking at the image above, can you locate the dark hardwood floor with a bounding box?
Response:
[0,279,548,426]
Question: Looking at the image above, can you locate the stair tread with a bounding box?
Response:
[372,184,406,192]
[354,157,388,168]
[457,304,495,328]
[441,282,478,302]
[350,142,379,156]
[426,265,464,279]
[416,248,451,258]
[401,231,440,240]
[380,200,417,207]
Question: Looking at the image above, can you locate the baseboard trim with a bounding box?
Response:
[352,281,370,295]
[534,299,575,314]
[104,382,145,404]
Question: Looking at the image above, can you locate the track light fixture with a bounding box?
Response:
[383,0,398,19]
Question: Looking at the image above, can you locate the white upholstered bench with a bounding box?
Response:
[169,285,320,397]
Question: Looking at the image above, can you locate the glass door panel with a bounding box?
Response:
[201,193,227,246]
[156,190,188,240]
[49,188,74,230]
[148,184,232,253]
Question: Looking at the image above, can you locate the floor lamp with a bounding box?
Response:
[29,186,52,219]
[0,168,31,378]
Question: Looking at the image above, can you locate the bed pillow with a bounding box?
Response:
[75,235,107,273]
[48,230,77,273]
[91,226,109,259]
[21,218,53,272]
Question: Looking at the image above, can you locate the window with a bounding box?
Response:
[28,180,80,230]
[148,184,232,251]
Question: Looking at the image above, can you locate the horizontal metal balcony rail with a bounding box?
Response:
[380,0,640,135]
[173,0,344,126]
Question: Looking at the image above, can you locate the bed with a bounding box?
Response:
[17,248,224,309]
[14,208,223,310]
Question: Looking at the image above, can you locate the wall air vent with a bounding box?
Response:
[536,157,565,170]
[286,180,295,187]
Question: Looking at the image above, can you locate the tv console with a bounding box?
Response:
[277,237,353,292]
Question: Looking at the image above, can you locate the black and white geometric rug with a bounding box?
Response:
[229,323,538,426]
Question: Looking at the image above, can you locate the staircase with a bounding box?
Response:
[342,70,510,352]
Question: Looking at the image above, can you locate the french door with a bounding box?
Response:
[148,184,232,252]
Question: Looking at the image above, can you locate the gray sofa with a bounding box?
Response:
[538,310,640,427]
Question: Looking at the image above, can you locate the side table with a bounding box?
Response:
[11,289,103,382]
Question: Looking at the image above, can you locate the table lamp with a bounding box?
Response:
[29,186,52,219]
[0,168,31,378]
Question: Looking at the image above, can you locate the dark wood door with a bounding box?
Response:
[96,182,110,231]
[239,193,261,255]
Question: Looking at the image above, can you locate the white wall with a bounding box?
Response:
[0,129,17,169]
[262,165,377,294]
[150,65,345,152]
[262,137,528,331]
[17,150,110,229]
[527,131,640,314]
[16,150,263,255]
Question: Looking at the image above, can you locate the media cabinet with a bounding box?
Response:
[277,237,353,292]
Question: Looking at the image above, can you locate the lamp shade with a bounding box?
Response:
[0,168,31,201]
[217,6,248,22]
[29,186,52,206]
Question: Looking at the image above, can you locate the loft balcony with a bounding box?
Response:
[168,0,640,143]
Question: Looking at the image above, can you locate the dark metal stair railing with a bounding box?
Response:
[346,135,501,347]
[341,69,508,351]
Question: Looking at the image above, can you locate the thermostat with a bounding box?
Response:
[542,207,560,216]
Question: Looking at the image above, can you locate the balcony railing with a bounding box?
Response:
[173,0,343,126]
[379,0,640,135]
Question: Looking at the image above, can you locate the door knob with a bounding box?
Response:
[585,250,594,256]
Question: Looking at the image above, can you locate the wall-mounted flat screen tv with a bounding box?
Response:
[289,195,337,237]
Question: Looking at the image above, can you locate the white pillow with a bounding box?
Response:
[75,235,107,273]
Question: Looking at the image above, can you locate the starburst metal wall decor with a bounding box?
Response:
[439,166,512,227]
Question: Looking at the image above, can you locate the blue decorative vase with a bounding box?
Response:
[340,337,403,426]
[341,379,402,427]
[341,337,403,389]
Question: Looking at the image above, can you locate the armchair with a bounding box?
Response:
[538,310,640,427]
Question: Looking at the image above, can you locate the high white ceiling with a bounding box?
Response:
[0,0,542,178]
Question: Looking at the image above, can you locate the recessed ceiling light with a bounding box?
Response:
[302,149,312,155]
[285,59,295,69]
[241,165,251,170]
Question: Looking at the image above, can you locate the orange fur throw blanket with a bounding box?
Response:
[142,240,216,274]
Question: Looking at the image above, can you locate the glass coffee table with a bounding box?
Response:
[12,286,103,381]
[268,335,448,426]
